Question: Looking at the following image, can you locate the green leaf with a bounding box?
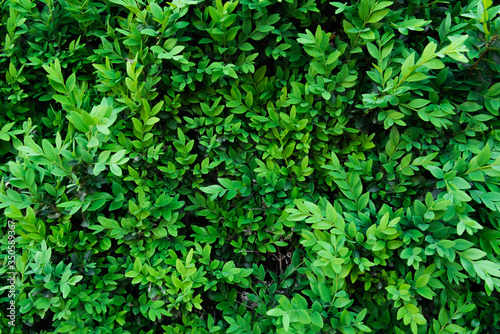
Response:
[200,185,225,195]
[486,82,500,97]
[88,136,99,148]
[426,166,444,179]
[415,274,430,288]
[239,42,254,51]
[150,2,163,20]
[326,51,340,64]
[125,270,138,278]
[445,324,464,332]
[81,110,95,126]
[134,257,142,272]
[476,145,491,166]
[66,73,76,92]
[366,42,379,59]
[310,311,323,328]
[61,283,71,298]
[334,297,351,308]
[245,91,253,107]
[368,9,389,23]
[267,308,284,317]
[408,99,431,109]
[310,62,326,74]
[461,248,486,261]
[459,102,482,112]
[423,58,444,69]
[283,313,290,332]
[284,142,296,159]
[416,287,434,299]
[406,72,428,82]
[68,111,90,133]
[58,325,75,333]
[358,0,370,20]
[218,178,237,190]
[401,52,415,78]
[360,30,375,40]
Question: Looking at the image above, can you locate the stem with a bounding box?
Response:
[464,163,499,175]
[467,35,499,78]
[436,302,470,334]
[351,5,375,50]
[351,19,368,50]
[326,272,340,314]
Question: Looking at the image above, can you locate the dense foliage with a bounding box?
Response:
[1,0,500,333]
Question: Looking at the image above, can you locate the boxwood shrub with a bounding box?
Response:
[1,0,500,333]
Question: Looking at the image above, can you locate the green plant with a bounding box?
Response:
[1,0,500,333]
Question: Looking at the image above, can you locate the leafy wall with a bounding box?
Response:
[1,0,500,333]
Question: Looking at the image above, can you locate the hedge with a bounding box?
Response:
[1,0,500,333]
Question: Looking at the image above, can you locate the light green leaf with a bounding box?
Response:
[368,9,389,23]
[267,308,284,317]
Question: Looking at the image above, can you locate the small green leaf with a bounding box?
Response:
[406,72,428,82]
[426,166,444,179]
[461,248,486,261]
[283,313,290,332]
[239,42,254,51]
[415,274,430,288]
[476,145,491,167]
[368,9,389,23]
[267,308,284,317]
[310,311,323,328]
